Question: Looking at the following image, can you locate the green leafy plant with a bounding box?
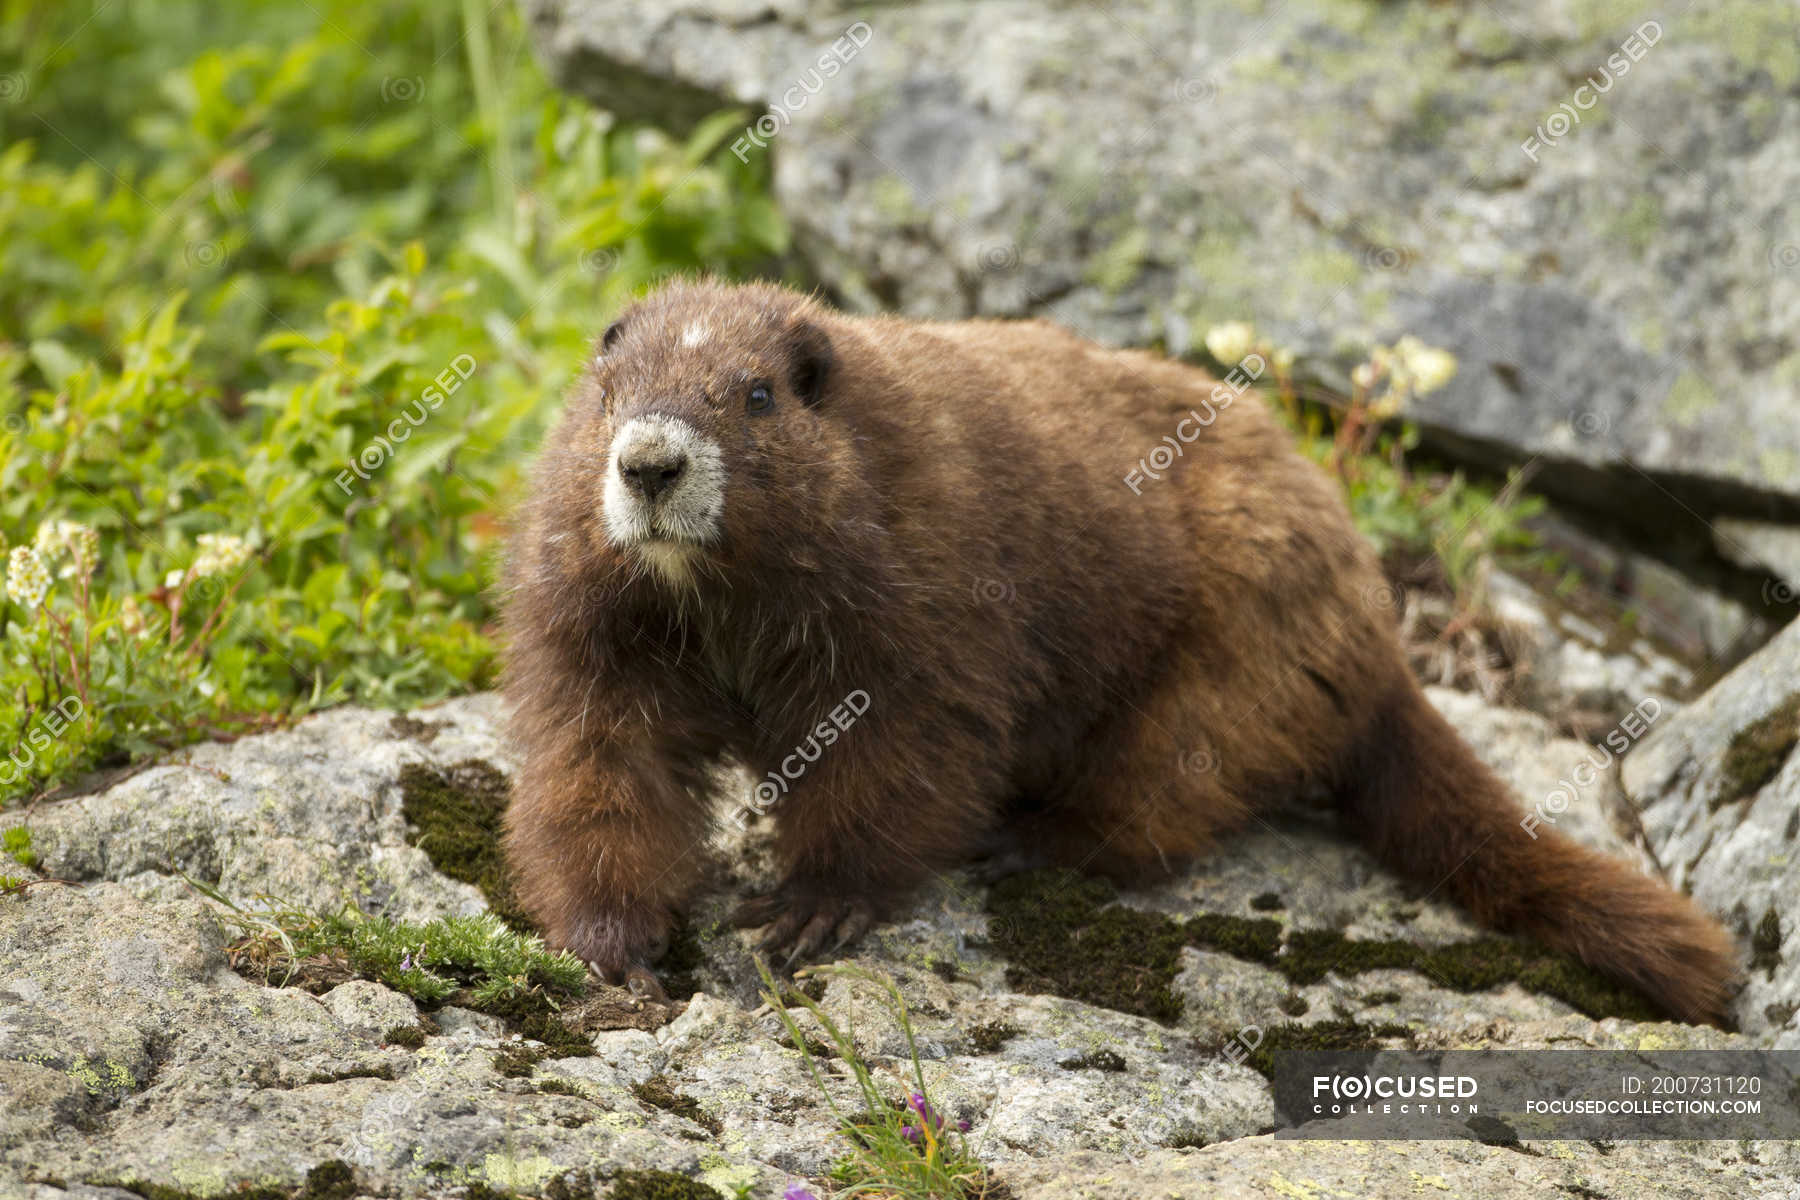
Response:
[0,1,788,803]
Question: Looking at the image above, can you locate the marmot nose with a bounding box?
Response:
[619,450,687,503]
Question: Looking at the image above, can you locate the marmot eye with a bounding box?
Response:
[746,383,774,415]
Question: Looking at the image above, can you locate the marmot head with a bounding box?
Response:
[565,280,846,589]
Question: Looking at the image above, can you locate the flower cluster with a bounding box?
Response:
[5,546,50,611]
[1203,320,1296,375]
[34,520,99,581]
[5,520,106,613]
[1352,335,1458,417]
[192,533,253,579]
[900,1090,970,1144]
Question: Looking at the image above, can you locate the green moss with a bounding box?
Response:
[1361,989,1402,1006]
[1278,991,1310,1017]
[607,1169,726,1200]
[1279,928,1418,984]
[1250,892,1284,911]
[631,1075,722,1135]
[1060,1048,1126,1072]
[1751,908,1783,978]
[778,1031,837,1059]
[398,759,532,930]
[107,1184,289,1200]
[985,869,1661,1025]
[1715,695,1800,810]
[493,1044,542,1078]
[1280,927,1657,1022]
[297,1162,356,1200]
[104,1160,356,1200]
[778,976,828,1007]
[987,870,1189,1022]
[304,1064,396,1084]
[965,1020,1022,1054]
[479,989,593,1058]
[536,1077,584,1097]
[1244,1019,1412,1081]
[383,1023,428,1049]
[463,1186,525,1200]
[387,714,445,743]
[1187,912,1283,964]
[657,918,708,998]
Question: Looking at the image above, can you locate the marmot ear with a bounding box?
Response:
[786,319,832,407]
[598,316,627,356]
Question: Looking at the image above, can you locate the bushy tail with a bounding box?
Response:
[1333,677,1737,1025]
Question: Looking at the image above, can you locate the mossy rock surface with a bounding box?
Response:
[399,758,532,931]
[987,868,1658,1024]
[1714,693,1800,810]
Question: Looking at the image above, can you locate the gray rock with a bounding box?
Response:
[321,980,420,1041]
[1486,568,1697,723]
[16,695,513,923]
[1623,616,1800,1042]
[1717,517,1800,593]
[523,0,1800,520]
[992,1135,1800,1199]
[1,683,1788,1196]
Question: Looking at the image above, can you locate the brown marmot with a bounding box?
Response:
[500,279,1736,1022]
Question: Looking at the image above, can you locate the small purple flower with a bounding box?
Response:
[782,1185,819,1200]
[957,1118,971,1132]
[901,1123,919,1142]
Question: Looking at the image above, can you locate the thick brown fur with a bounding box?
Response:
[501,279,1737,1023]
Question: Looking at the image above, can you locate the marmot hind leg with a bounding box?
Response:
[1023,661,1262,881]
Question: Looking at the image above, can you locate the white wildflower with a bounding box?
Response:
[6,546,50,611]
[1398,339,1458,395]
[33,520,99,580]
[191,533,252,579]
[1203,321,1257,366]
[120,596,149,638]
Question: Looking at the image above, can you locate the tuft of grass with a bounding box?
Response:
[198,877,587,1024]
[757,960,996,1200]
[3,825,38,869]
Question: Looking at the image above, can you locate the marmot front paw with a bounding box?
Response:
[732,883,878,967]
[555,904,672,1002]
